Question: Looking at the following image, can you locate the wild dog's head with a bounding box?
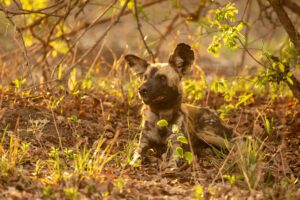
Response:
[125,43,194,109]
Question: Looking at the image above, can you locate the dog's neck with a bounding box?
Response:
[148,95,182,123]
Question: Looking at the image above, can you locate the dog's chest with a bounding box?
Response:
[143,109,184,144]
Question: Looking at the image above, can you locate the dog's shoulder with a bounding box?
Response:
[180,103,200,119]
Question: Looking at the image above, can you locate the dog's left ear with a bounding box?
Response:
[168,43,194,76]
[124,54,149,77]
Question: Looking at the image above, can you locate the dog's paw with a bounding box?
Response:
[129,151,141,166]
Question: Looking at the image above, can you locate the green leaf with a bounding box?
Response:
[57,65,62,80]
[184,152,193,164]
[207,36,221,57]
[264,116,272,135]
[223,174,236,184]
[193,185,204,199]
[236,22,244,31]
[213,81,219,93]
[177,136,188,144]
[278,63,285,72]
[173,147,184,158]
[235,93,253,108]
[286,76,293,85]
[50,40,69,55]
[157,119,168,127]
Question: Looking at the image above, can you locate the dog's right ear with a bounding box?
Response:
[124,55,148,76]
[168,43,194,76]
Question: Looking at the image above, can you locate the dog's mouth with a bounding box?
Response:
[141,94,166,104]
[152,95,166,102]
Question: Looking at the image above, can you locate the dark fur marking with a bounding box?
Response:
[169,43,195,75]
[148,67,158,79]
[196,108,232,138]
[126,43,232,168]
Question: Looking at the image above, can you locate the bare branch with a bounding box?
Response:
[50,0,119,78]
[59,0,130,82]
[155,14,180,57]
[267,0,300,54]
[283,0,300,16]
[133,0,155,62]
[50,0,167,42]
[0,3,34,83]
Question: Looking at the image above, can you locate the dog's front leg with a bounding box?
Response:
[162,116,186,168]
[130,131,150,166]
[163,131,187,168]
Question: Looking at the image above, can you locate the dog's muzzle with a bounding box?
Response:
[138,85,151,103]
[138,86,148,97]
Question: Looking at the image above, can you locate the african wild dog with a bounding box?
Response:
[125,43,232,167]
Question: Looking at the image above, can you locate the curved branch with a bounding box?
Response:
[267,0,300,54]
[283,0,300,16]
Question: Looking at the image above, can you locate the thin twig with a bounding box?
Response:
[59,0,130,82]
[0,3,35,84]
[238,0,252,73]
[237,37,265,68]
[50,0,118,78]
[155,14,180,57]
[133,0,155,62]
[49,103,63,150]
[50,0,167,42]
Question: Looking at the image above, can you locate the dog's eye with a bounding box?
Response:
[159,75,167,81]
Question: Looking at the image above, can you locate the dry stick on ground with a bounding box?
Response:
[211,146,235,185]
[49,103,63,150]
[133,0,155,62]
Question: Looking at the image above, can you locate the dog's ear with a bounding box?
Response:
[168,43,194,75]
[125,54,148,76]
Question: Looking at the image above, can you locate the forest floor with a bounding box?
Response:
[0,79,300,199]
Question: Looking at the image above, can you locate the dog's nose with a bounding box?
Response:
[139,87,148,96]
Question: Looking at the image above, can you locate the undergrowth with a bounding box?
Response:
[0,70,299,199]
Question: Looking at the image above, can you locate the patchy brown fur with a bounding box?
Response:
[125,43,232,167]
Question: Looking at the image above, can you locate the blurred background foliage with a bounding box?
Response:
[0,0,299,101]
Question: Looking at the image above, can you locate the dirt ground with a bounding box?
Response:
[0,88,299,199]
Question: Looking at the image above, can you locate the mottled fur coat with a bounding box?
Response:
[125,43,232,167]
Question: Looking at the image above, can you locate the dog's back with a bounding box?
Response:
[182,104,232,149]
